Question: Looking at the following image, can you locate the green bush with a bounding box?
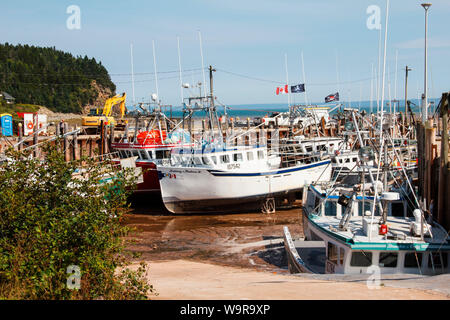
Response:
[0,143,154,299]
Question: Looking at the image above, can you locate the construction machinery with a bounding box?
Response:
[82,93,127,133]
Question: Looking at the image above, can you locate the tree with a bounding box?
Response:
[0,143,154,299]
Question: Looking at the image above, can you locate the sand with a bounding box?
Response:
[144,259,448,300]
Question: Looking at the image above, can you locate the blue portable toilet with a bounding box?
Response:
[0,113,13,136]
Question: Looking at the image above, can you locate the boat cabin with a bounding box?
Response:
[301,185,450,275]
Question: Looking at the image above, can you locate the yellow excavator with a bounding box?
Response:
[82,92,127,133]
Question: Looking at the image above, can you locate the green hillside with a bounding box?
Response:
[0,43,116,113]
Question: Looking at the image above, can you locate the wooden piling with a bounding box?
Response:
[18,123,23,151]
[437,92,449,229]
[63,122,69,162]
[73,130,78,161]
[99,120,104,156]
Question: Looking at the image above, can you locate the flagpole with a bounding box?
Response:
[370,63,374,114]
[377,26,382,114]
[285,54,290,109]
[198,30,207,100]
[388,65,392,114]
[130,43,136,106]
[301,51,308,106]
[335,50,341,101]
[152,40,160,104]
[370,0,390,240]
[177,36,184,106]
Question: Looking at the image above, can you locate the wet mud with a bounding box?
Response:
[124,194,304,273]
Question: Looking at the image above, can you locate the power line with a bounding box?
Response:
[5,71,205,86]
[0,67,205,78]
[215,67,402,87]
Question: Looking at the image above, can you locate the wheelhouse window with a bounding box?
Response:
[350,252,372,267]
[327,242,339,264]
[358,201,372,216]
[233,153,243,162]
[428,252,448,269]
[306,146,313,153]
[404,252,423,268]
[139,150,149,160]
[202,156,211,165]
[391,202,404,217]
[211,155,217,164]
[193,157,203,165]
[339,248,345,265]
[221,154,230,163]
[379,252,398,268]
[155,150,165,159]
[324,201,337,216]
[257,150,265,160]
[247,152,254,161]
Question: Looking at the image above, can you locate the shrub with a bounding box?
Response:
[0,143,154,299]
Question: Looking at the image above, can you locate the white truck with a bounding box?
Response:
[260,106,338,129]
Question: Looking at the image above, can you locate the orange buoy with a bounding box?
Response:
[137,130,167,145]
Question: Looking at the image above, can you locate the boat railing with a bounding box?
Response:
[276,151,326,168]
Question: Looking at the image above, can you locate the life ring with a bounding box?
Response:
[27,122,34,130]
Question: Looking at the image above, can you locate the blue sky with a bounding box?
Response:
[1,0,449,106]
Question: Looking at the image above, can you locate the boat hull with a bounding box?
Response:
[134,161,161,193]
[158,160,332,214]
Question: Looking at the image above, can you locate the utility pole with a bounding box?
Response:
[209,65,216,107]
[405,66,412,115]
[422,3,432,122]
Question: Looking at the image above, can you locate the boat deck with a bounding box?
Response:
[309,215,450,251]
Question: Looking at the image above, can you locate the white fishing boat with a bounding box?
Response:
[284,182,450,275]
[158,142,332,214]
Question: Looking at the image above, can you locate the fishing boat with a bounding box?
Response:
[283,112,449,275]
[284,181,450,275]
[111,103,192,194]
[157,94,333,213]
[158,142,332,214]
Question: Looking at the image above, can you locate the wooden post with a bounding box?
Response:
[133,117,139,143]
[73,130,78,161]
[100,120,104,157]
[80,139,84,160]
[124,123,129,141]
[18,123,23,151]
[89,138,93,157]
[63,123,69,162]
[437,92,449,229]
[109,125,115,152]
[425,122,435,209]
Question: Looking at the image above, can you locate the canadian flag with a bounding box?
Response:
[276,85,289,95]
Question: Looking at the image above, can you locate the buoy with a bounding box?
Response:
[137,130,167,145]
[27,122,33,130]
[379,224,388,235]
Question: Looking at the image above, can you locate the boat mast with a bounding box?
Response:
[370,0,390,239]
[152,40,160,105]
[130,43,136,106]
[301,51,308,106]
[370,63,374,114]
[285,54,291,109]
[177,36,184,107]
